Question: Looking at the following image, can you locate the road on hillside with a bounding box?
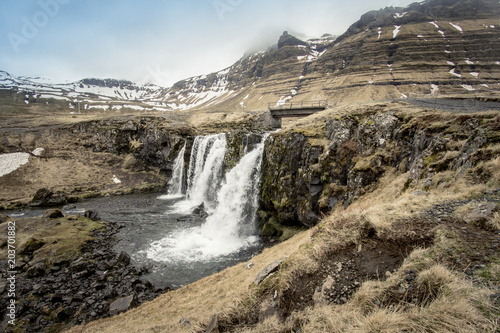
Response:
[402,98,500,113]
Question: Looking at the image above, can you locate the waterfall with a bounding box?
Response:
[165,142,186,198]
[147,133,268,262]
[163,133,227,212]
[186,134,227,209]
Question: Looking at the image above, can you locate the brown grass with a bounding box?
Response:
[67,230,313,333]
[65,101,500,332]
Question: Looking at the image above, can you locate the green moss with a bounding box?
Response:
[1,216,106,266]
[261,217,306,241]
[273,196,291,210]
[423,154,440,167]
[262,221,281,238]
[402,178,413,192]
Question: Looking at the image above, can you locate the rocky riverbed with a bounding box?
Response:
[0,210,167,333]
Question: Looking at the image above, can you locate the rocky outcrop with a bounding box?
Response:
[259,105,500,231]
[278,31,308,49]
[70,117,195,175]
[30,188,75,207]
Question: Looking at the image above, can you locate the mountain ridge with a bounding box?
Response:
[1,0,499,112]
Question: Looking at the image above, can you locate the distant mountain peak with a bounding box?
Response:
[278,31,308,49]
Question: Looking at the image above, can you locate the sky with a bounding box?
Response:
[0,0,419,87]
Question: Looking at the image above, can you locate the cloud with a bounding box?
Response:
[0,0,420,87]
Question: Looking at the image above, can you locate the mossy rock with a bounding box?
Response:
[20,238,46,255]
[262,222,282,238]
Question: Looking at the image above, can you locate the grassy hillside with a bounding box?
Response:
[67,101,500,333]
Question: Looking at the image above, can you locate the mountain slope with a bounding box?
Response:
[0,71,168,112]
[1,0,499,113]
[159,0,500,111]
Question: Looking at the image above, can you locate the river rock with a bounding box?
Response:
[191,202,208,218]
[117,251,131,266]
[84,210,101,221]
[30,188,68,207]
[43,208,64,219]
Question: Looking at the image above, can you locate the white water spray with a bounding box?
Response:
[147,134,268,262]
[164,133,227,212]
[164,142,186,198]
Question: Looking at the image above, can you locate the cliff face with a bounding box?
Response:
[158,0,500,111]
[259,101,500,233]
[0,117,196,209]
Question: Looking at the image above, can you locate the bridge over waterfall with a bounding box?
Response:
[268,100,328,128]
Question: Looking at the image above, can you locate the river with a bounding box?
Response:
[9,132,268,289]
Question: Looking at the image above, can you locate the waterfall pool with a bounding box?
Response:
[8,133,269,289]
[8,193,263,289]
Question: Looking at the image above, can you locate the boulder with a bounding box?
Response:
[464,202,498,228]
[20,238,46,255]
[191,202,208,218]
[254,259,286,285]
[43,209,64,219]
[30,188,68,207]
[84,210,101,221]
[117,251,131,266]
[109,295,136,316]
[26,263,47,278]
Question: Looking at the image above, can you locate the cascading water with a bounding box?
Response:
[14,132,270,288]
[147,133,268,263]
[171,133,227,212]
[163,142,186,198]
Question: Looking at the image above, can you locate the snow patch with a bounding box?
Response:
[401,93,408,98]
[480,84,489,88]
[394,12,407,19]
[430,84,439,95]
[447,61,455,66]
[0,153,30,177]
[495,61,500,65]
[449,22,463,32]
[429,21,440,29]
[393,25,401,39]
[275,95,292,107]
[378,27,382,40]
[112,175,122,184]
[465,58,474,65]
[438,30,446,37]
[449,68,462,77]
[32,148,45,156]
[461,84,475,91]
[469,72,479,78]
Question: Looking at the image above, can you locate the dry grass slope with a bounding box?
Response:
[67,102,500,333]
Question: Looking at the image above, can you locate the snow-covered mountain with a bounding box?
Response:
[0,70,169,111]
[2,0,500,113]
[154,33,337,111]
